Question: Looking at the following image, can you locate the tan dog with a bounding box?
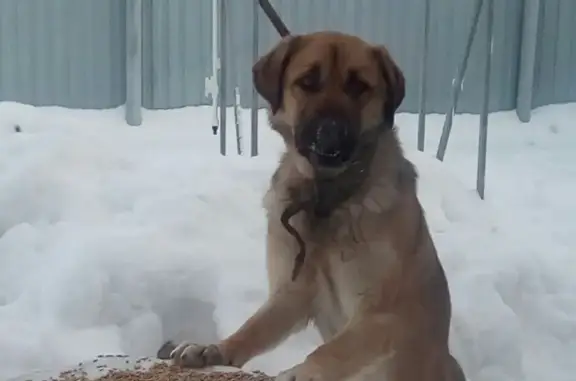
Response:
[163,31,466,381]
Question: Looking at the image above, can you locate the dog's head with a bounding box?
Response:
[253,31,405,170]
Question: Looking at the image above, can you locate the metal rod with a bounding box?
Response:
[417,0,431,151]
[210,0,219,135]
[234,87,243,155]
[251,0,259,157]
[218,0,227,155]
[257,0,290,37]
[515,0,540,123]
[125,0,142,126]
[436,0,484,161]
[477,0,494,199]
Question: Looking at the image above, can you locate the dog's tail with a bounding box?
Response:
[257,0,291,37]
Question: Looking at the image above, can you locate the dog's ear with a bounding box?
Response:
[253,35,301,114]
[372,45,405,126]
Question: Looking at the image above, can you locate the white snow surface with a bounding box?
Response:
[0,101,575,381]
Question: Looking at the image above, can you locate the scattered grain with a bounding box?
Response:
[53,361,273,381]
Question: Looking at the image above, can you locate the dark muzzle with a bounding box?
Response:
[299,116,357,168]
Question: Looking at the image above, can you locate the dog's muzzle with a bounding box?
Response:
[299,116,357,168]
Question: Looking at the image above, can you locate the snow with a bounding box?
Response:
[0,100,575,381]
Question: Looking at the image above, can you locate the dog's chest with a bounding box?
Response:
[311,216,396,341]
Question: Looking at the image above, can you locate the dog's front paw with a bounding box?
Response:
[169,341,227,368]
[275,362,325,381]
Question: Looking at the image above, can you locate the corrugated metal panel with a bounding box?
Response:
[142,0,212,109]
[224,0,524,114]
[0,0,574,116]
[0,0,125,109]
[532,0,576,108]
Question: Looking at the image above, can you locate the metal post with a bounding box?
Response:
[209,0,219,135]
[251,0,259,157]
[436,0,484,161]
[218,0,227,155]
[125,0,142,126]
[234,87,243,155]
[417,0,431,152]
[516,0,540,123]
[477,0,494,199]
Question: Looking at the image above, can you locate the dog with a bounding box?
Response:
[162,31,466,381]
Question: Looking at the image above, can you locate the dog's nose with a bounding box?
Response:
[313,118,350,156]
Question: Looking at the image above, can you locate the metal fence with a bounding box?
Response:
[1,0,575,120]
[1,0,575,181]
[2,0,574,196]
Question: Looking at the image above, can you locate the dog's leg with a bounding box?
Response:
[276,314,400,381]
[171,279,313,369]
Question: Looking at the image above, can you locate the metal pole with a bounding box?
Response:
[251,0,259,157]
[515,0,540,123]
[125,0,142,126]
[417,0,431,151]
[436,0,484,161]
[477,0,494,199]
[210,0,219,135]
[218,0,227,155]
[234,87,243,155]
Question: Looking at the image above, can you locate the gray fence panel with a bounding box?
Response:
[532,0,576,109]
[0,0,574,117]
[141,0,212,109]
[224,0,524,114]
[0,0,126,109]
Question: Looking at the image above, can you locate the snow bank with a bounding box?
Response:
[0,101,575,381]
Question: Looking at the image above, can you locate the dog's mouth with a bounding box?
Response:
[298,117,357,169]
[309,140,353,167]
[310,126,344,157]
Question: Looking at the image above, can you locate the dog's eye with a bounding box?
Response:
[296,66,321,93]
[344,72,370,99]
